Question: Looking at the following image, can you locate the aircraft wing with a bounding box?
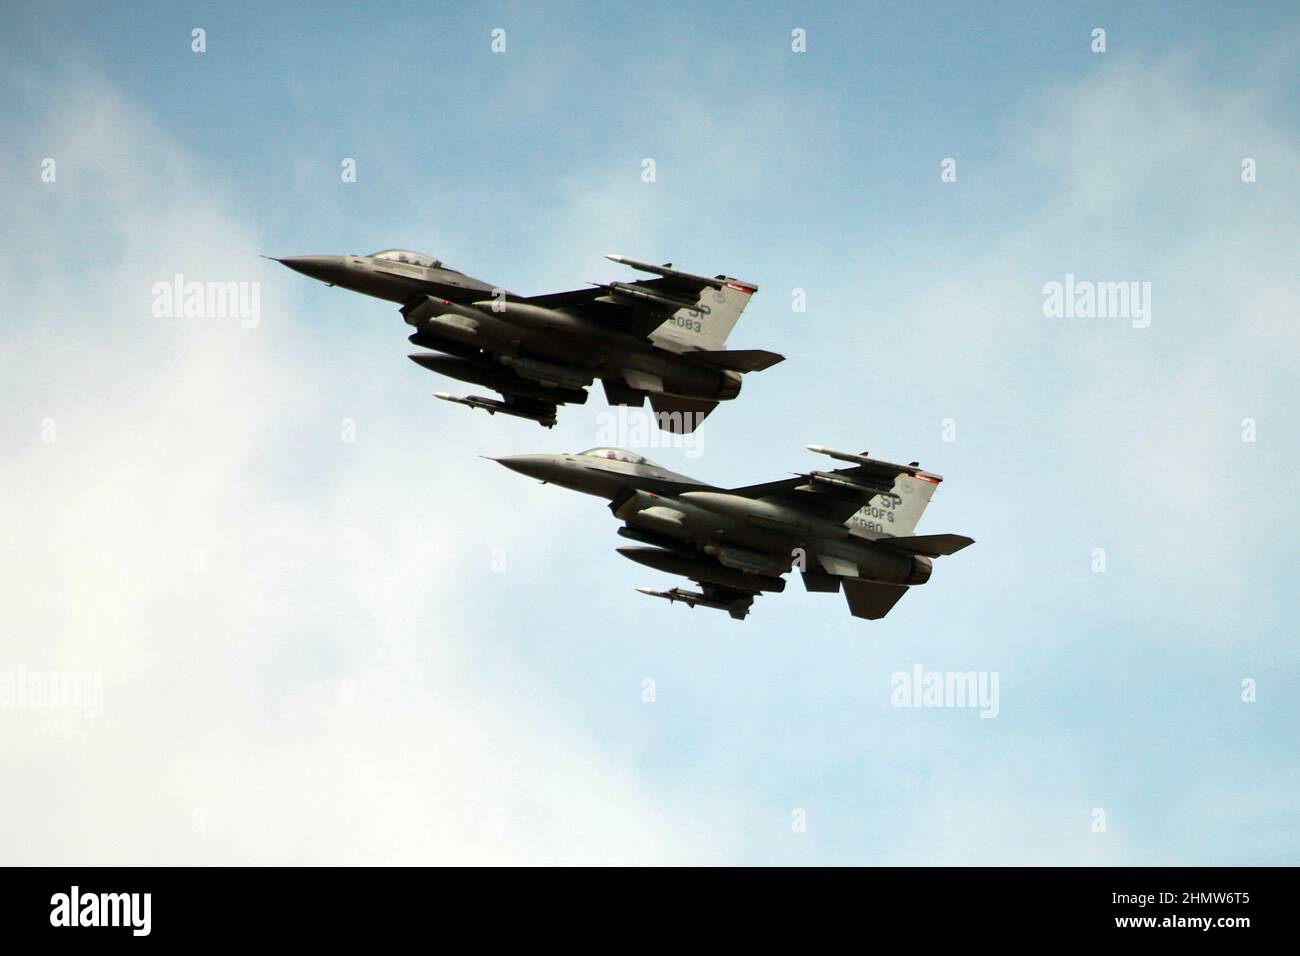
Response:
[726,447,945,523]
[522,279,704,339]
[523,254,760,341]
[725,472,891,523]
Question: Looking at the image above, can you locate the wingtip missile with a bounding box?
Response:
[604,254,752,291]
[806,443,870,459]
[806,444,942,481]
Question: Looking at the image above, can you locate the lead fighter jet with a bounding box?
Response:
[273,250,783,431]
[495,444,973,621]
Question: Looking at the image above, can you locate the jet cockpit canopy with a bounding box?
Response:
[369,249,438,268]
[576,447,657,467]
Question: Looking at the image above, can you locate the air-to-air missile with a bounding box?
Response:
[432,393,557,427]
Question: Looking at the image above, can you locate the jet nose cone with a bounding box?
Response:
[494,454,564,483]
[274,255,348,284]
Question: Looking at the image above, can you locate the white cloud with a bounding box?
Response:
[0,75,727,865]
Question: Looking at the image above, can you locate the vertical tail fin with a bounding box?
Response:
[602,256,758,352]
[803,446,944,540]
[649,279,757,351]
[845,472,941,538]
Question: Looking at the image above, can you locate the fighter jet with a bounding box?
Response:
[494,444,973,621]
[273,250,783,431]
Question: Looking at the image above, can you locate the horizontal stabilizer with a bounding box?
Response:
[683,349,785,373]
[842,579,909,620]
[875,533,975,557]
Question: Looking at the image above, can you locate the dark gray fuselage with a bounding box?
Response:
[276,255,739,402]
[495,453,929,587]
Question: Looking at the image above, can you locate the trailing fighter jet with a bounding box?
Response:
[494,444,973,621]
[272,250,783,431]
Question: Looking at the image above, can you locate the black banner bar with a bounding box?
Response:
[0,866,1282,943]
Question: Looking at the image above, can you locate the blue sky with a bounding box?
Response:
[1,2,1297,864]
